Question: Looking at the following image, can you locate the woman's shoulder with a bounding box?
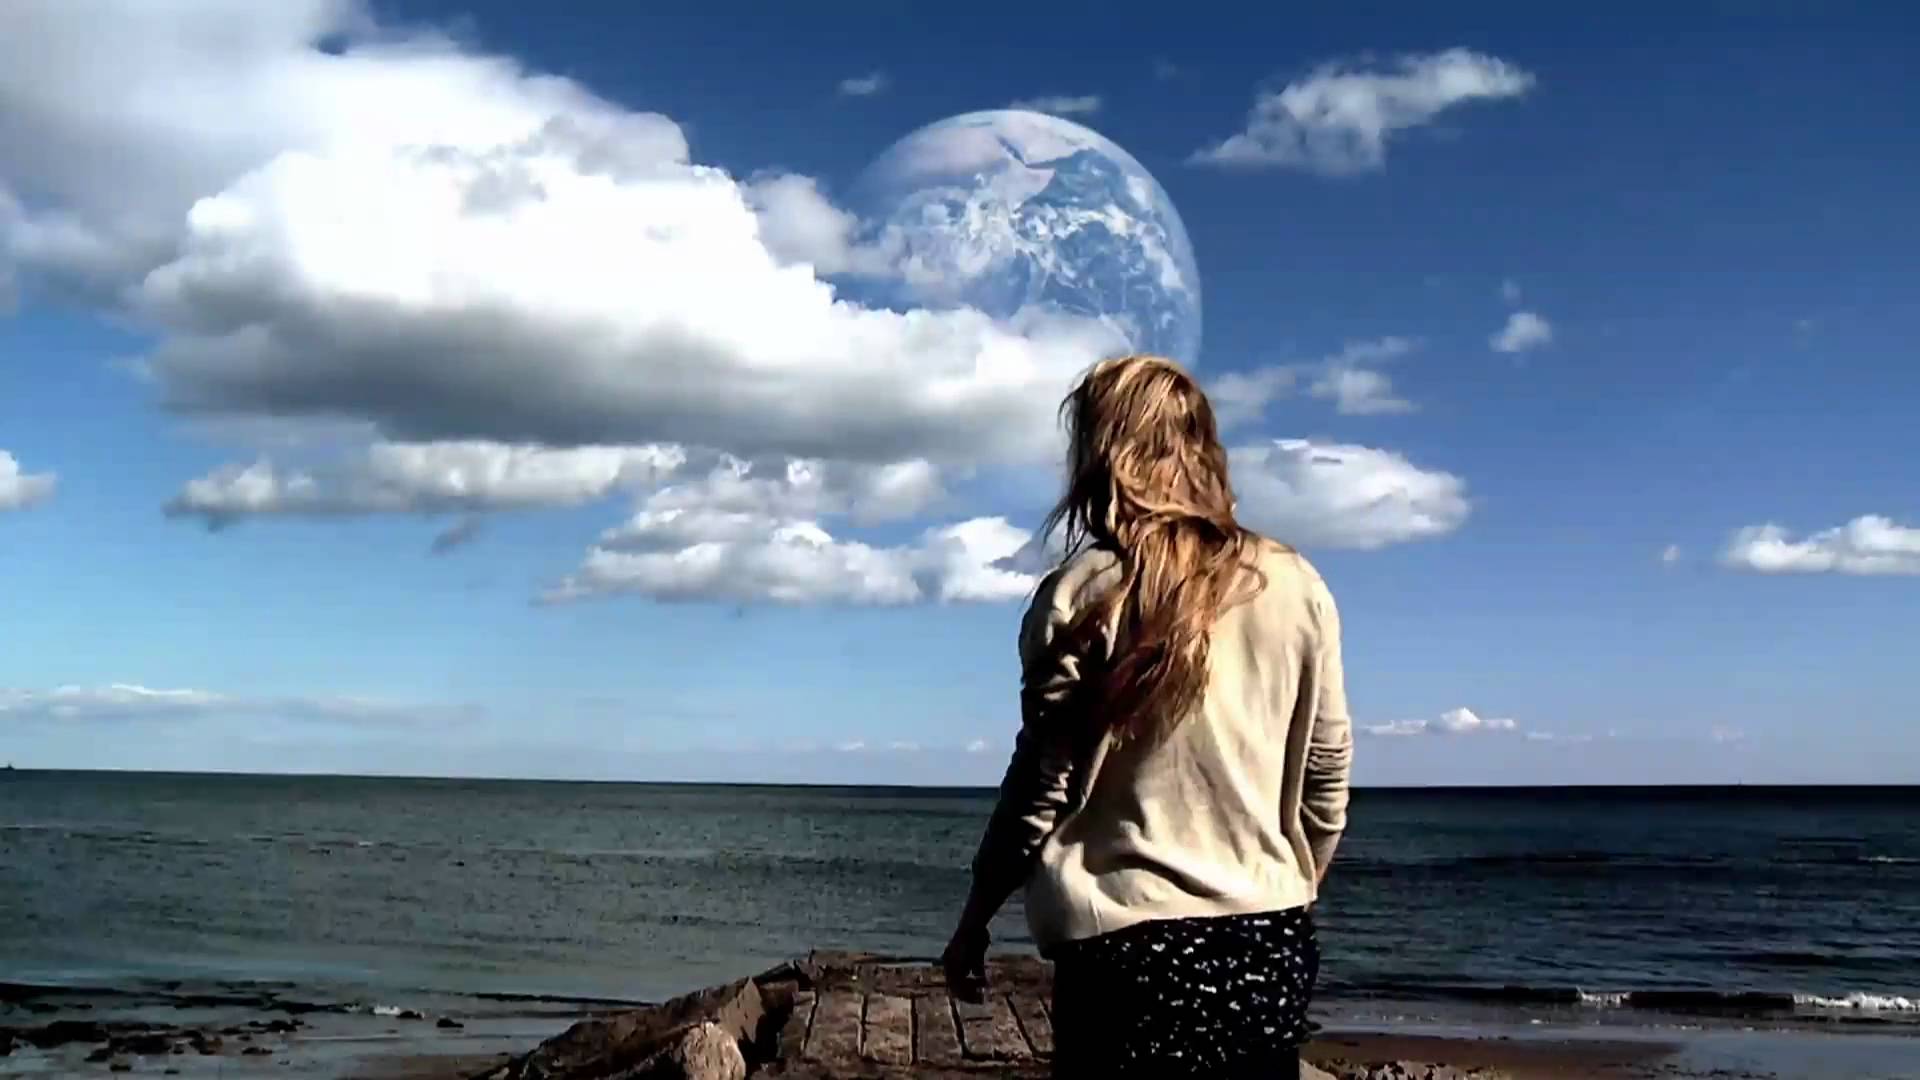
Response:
[1246,535,1337,608]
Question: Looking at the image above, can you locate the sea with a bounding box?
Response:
[3,773,1918,1072]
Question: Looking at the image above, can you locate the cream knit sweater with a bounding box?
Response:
[973,541,1354,951]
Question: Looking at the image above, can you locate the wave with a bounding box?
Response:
[1326,981,1920,1021]
[1341,850,1920,873]
[1796,992,1920,1013]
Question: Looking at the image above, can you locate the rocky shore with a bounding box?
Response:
[455,953,1676,1080]
[6,959,1840,1078]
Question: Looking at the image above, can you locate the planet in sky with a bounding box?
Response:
[850,110,1204,366]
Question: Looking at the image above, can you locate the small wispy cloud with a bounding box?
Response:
[1491,311,1553,354]
[965,738,991,754]
[1660,544,1683,567]
[1213,337,1417,426]
[430,516,485,556]
[1501,278,1523,304]
[1365,706,1519,737]
[1310,366,1415,416]
[838,72,888,97]
[0,450,56,511]
[1152,58,1180,81]
[1720,515,1920,576]
[1192,48,1534,174]
[1009,94,1102,116]
[0,684,478,726]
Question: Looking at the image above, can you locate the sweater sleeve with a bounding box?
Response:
[1302,576,1354,878]
[970,566,1093,884]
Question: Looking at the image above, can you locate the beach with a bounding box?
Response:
[5,969,1920,1077]
[3,773,1916,1078]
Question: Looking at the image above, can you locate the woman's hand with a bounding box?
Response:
[941,922,991,1003]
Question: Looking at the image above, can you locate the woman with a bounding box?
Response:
[943,354,1353,1079]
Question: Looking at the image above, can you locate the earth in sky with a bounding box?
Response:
[849,109,1203,366]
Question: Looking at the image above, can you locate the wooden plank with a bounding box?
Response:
[913,995,964,1067]
[1008,993,1053,1057]
[862,994,913,1066]
[953,994,1027,1061]
[775,990,815,1061]
[803,990,863,1064]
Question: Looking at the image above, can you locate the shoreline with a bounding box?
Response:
[6,967,1918,1078]
[7,1006,1918,1078]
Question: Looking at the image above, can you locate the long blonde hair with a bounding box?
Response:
[1044,354,1269,740]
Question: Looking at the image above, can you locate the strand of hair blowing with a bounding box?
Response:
[1045,356,1267,741]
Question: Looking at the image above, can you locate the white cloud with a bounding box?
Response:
[545,456,1025,605]
[1491,311,1553,353]
[164,441,685,526]
[599,455,945,534]
[0,683,475,725]
[1209,367,1299,428]
[965,738,991,754]
[1711,726,1747,744]
[838,72,887,97]
[546,515,1034,606]
[1660,544,1683,566]
[1720,515,1920,576]
[1366,706,1519,737]
[1,2,1120,471]
[1310,366,1414,416]
[1191,49,1534,174]
[1009,95,1103,116]
[1212,337,1416,426]
[1230,438,1469,550]
[743,173,899,277]
[1501,278,1522,304]
[0,450,56,511]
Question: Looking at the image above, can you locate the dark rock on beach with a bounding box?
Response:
[24,1018,110,1047]
[440,1017,467,1029]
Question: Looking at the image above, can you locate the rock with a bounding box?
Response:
[87,1045,114,1063]
[1,1030,14,1057]
[243,1045,273,1056]
[1312,1061,1507,1080]
[476,978,764,1080]
[189,1032,224,1055]
[119,1030,176,1055]
[110,1061,132,1073]
[26,1019,109,1048]
[614,1022,744,1080]
[439,1017,466,1029]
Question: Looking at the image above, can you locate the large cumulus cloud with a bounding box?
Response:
[1,0,1472,604]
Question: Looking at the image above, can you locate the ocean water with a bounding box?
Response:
[2,772,1916,1033]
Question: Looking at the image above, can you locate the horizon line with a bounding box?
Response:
[4,766,1915,792]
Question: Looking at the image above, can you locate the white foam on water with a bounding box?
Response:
[1795,992,1920,1012]
[1578,991,1628,1007]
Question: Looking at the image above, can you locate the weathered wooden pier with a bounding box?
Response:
[475,951,1056,1079]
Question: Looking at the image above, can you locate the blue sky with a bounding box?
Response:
[2,1,1916,784]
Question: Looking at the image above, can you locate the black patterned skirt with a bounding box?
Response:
[1049,906,1318,1079]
